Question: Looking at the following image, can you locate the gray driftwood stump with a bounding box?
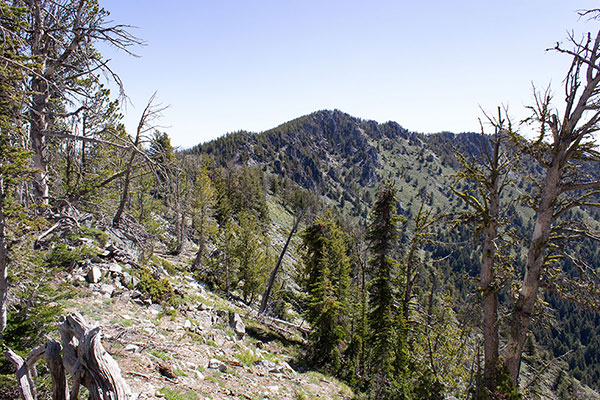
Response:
[3,312,131,400]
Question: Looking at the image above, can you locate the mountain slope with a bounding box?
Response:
[188,109,600,395]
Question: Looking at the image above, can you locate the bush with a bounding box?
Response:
[134,267,177,306]
[45,242,97,268]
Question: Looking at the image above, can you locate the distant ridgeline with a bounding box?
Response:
[187,109,600,391]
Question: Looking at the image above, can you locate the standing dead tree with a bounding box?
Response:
[3,312,131,400]
[452,107,516,395]
[113,93,166,227]
[16,0,143,203]
[503,28,600,384]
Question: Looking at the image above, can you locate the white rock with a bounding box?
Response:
[124,344,140,353]
[148,304,162,314]
[86,266,102,283]
[100,284,114,297]
[207,358,227,372]
[183,319,193,329]
[108,263,123,274]
[196,311,212,329]
[255,360,277,370]
[228,311,245,338]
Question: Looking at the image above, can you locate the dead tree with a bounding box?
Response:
[504,29,600,384]
[259,207,305,315]
[3,312,131,400]
[18,0,143,204]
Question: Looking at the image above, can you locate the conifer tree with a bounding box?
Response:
[192,164,217,269]
[366,181,406,399]
[301,212,351,369]
[0,2,31,332]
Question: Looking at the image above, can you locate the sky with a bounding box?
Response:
[98,0,600,148]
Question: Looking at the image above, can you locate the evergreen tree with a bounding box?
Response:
[192,164,217,269]
[234,211,271,305]
[366,181,407,399]
[301,212,351,370]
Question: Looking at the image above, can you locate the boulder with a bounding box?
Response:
[108,263,123,275]
[86,266,102,283]
[196,311,212,330]
[228,311,245,338]
[124,344,140,353]
[254,360,277,370]
[207,358,227,372]
[100,284,115,297]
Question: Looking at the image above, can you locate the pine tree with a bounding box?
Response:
[192,164,217,269]
[366,181,407,399]
[300,212,351,370]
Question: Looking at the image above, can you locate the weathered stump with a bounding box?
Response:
[58,312,131,400]
[4,312,131,400]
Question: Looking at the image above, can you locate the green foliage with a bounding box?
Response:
[134,267,177,306]
[1,280,74,352]
[472,364,522,400]
[234,211,271,305]
[157,387,199,400]
[365,182,404,398]
[300,211,351,370]
[44,242,97,269]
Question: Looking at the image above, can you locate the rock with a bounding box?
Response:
[254,360,277,370]
[215,309,228,324]
[124,344,140,353]
[270,361,294,374]
[143,326,156,335]
[196,311,212,329]
[108,263,123,274]
[99,284,114,297]
[256,341,264,349]
[228,311,245,338]
[213,336,226,347]
[148,304,162,315]
[207,358,227,372]
[183,319,193,329]
[86,266,102,283]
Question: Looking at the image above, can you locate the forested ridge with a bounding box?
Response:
[2,1,600,400]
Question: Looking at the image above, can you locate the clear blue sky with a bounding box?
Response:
[99,0,599,148]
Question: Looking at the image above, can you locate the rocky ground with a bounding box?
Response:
[61,251,353,400]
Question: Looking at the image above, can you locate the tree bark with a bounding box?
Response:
[58,312,131,400]
[504,165,561,384]
[3,347,37,400]
[481,221,499,388]
[0,176,8,332]
[45,341,68,400]
[112,147,135,228]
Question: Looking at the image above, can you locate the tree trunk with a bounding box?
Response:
[29,78,50,203]
[45,341,68,400]
[504,165,561,385]
[192,219,205,268]
[259,208,304,314]
[5,313,131,400]
[58,312,131,400]
[0,176,8,332]
[112,148,135,227]
[3,348,36,400]
[481,222,499,389]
